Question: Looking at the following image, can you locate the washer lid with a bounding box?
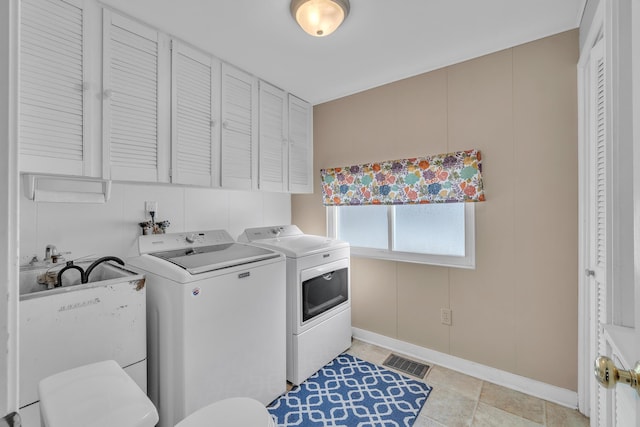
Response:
[246,235,348,258]
[150,243,280,274]
[239,225,348,258]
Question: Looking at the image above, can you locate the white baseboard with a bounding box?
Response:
[352,327,579,410]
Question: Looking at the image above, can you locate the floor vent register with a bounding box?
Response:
[382,354,430,379]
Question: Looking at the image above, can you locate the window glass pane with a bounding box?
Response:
[393,203,465,256]
[337,205,388,249]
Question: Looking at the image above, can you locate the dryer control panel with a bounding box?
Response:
[239,225,303,242]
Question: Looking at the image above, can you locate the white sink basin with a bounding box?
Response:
[19,262,141,300]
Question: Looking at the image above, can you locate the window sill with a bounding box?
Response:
[349,246,475,269]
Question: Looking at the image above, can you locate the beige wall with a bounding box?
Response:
[292,29,579,391]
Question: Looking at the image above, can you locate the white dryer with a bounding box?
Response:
[127,230,286,427]
[239,225,351,385]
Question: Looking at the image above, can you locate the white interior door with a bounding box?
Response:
[583,34,612,426]
[632,0,640,423]
[0,0,19,422]
[588,0,640,425]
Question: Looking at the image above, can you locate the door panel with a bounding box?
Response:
[586,36,611,427]
[632,0,640,422]
[589,0,640,424]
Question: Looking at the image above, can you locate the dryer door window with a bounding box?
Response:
[302,267,348,322]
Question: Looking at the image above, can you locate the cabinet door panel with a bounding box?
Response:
[19,0,87,175]
[288,95,313,193]
[103,11,167,182]
[221,64,257,190]
[171,41,220,187]
[259,81,287,192]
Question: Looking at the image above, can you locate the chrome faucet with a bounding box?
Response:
[44,244,58,262]
[44,244,71,264]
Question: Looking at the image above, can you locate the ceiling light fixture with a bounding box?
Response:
[290,0,350,37]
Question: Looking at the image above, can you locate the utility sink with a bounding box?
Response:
[18,260,147,424]
[19,261,141,300]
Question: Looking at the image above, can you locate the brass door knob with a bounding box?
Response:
[594,355,640,396]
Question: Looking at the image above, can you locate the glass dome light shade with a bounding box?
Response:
[291,0,350,37]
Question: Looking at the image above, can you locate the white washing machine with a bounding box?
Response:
[127,230,286,427]
[239,225,351,385]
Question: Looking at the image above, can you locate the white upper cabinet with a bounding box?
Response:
[171,41,221,187]
[17,0,311,192]
[258,84,314,193]
[102,10,169,182]
[19,0,93,176]
[258,81,287,192]
[220,63,258,190]
[288,94,313,193]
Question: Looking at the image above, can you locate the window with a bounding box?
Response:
[327,203,475,268]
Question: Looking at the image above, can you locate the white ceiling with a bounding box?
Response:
[100,0,586,105]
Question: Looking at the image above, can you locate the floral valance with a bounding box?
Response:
[320,149,485,206]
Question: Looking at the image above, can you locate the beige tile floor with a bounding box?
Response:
[345,339,590,427]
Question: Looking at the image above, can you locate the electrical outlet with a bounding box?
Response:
[145,201,158,215]
[441,308,452,325]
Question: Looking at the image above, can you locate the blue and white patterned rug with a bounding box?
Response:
[268,353,432,426]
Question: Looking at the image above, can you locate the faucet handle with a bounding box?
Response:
[51,252,71,264]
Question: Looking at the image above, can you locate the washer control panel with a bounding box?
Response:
[138,229,234,254]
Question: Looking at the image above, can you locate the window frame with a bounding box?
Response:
[327,203,476,269]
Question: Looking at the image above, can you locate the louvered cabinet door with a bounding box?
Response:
[19,0,89,176]
[103,11,168,182]
[587,38,610,427]
[171,41,220,187]
[220,63,258,190]
[288,94,313,193]
[258,81,287,192]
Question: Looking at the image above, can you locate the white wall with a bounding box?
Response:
[19,182,291,264]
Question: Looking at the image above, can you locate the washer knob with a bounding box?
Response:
[185,233,197,243]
